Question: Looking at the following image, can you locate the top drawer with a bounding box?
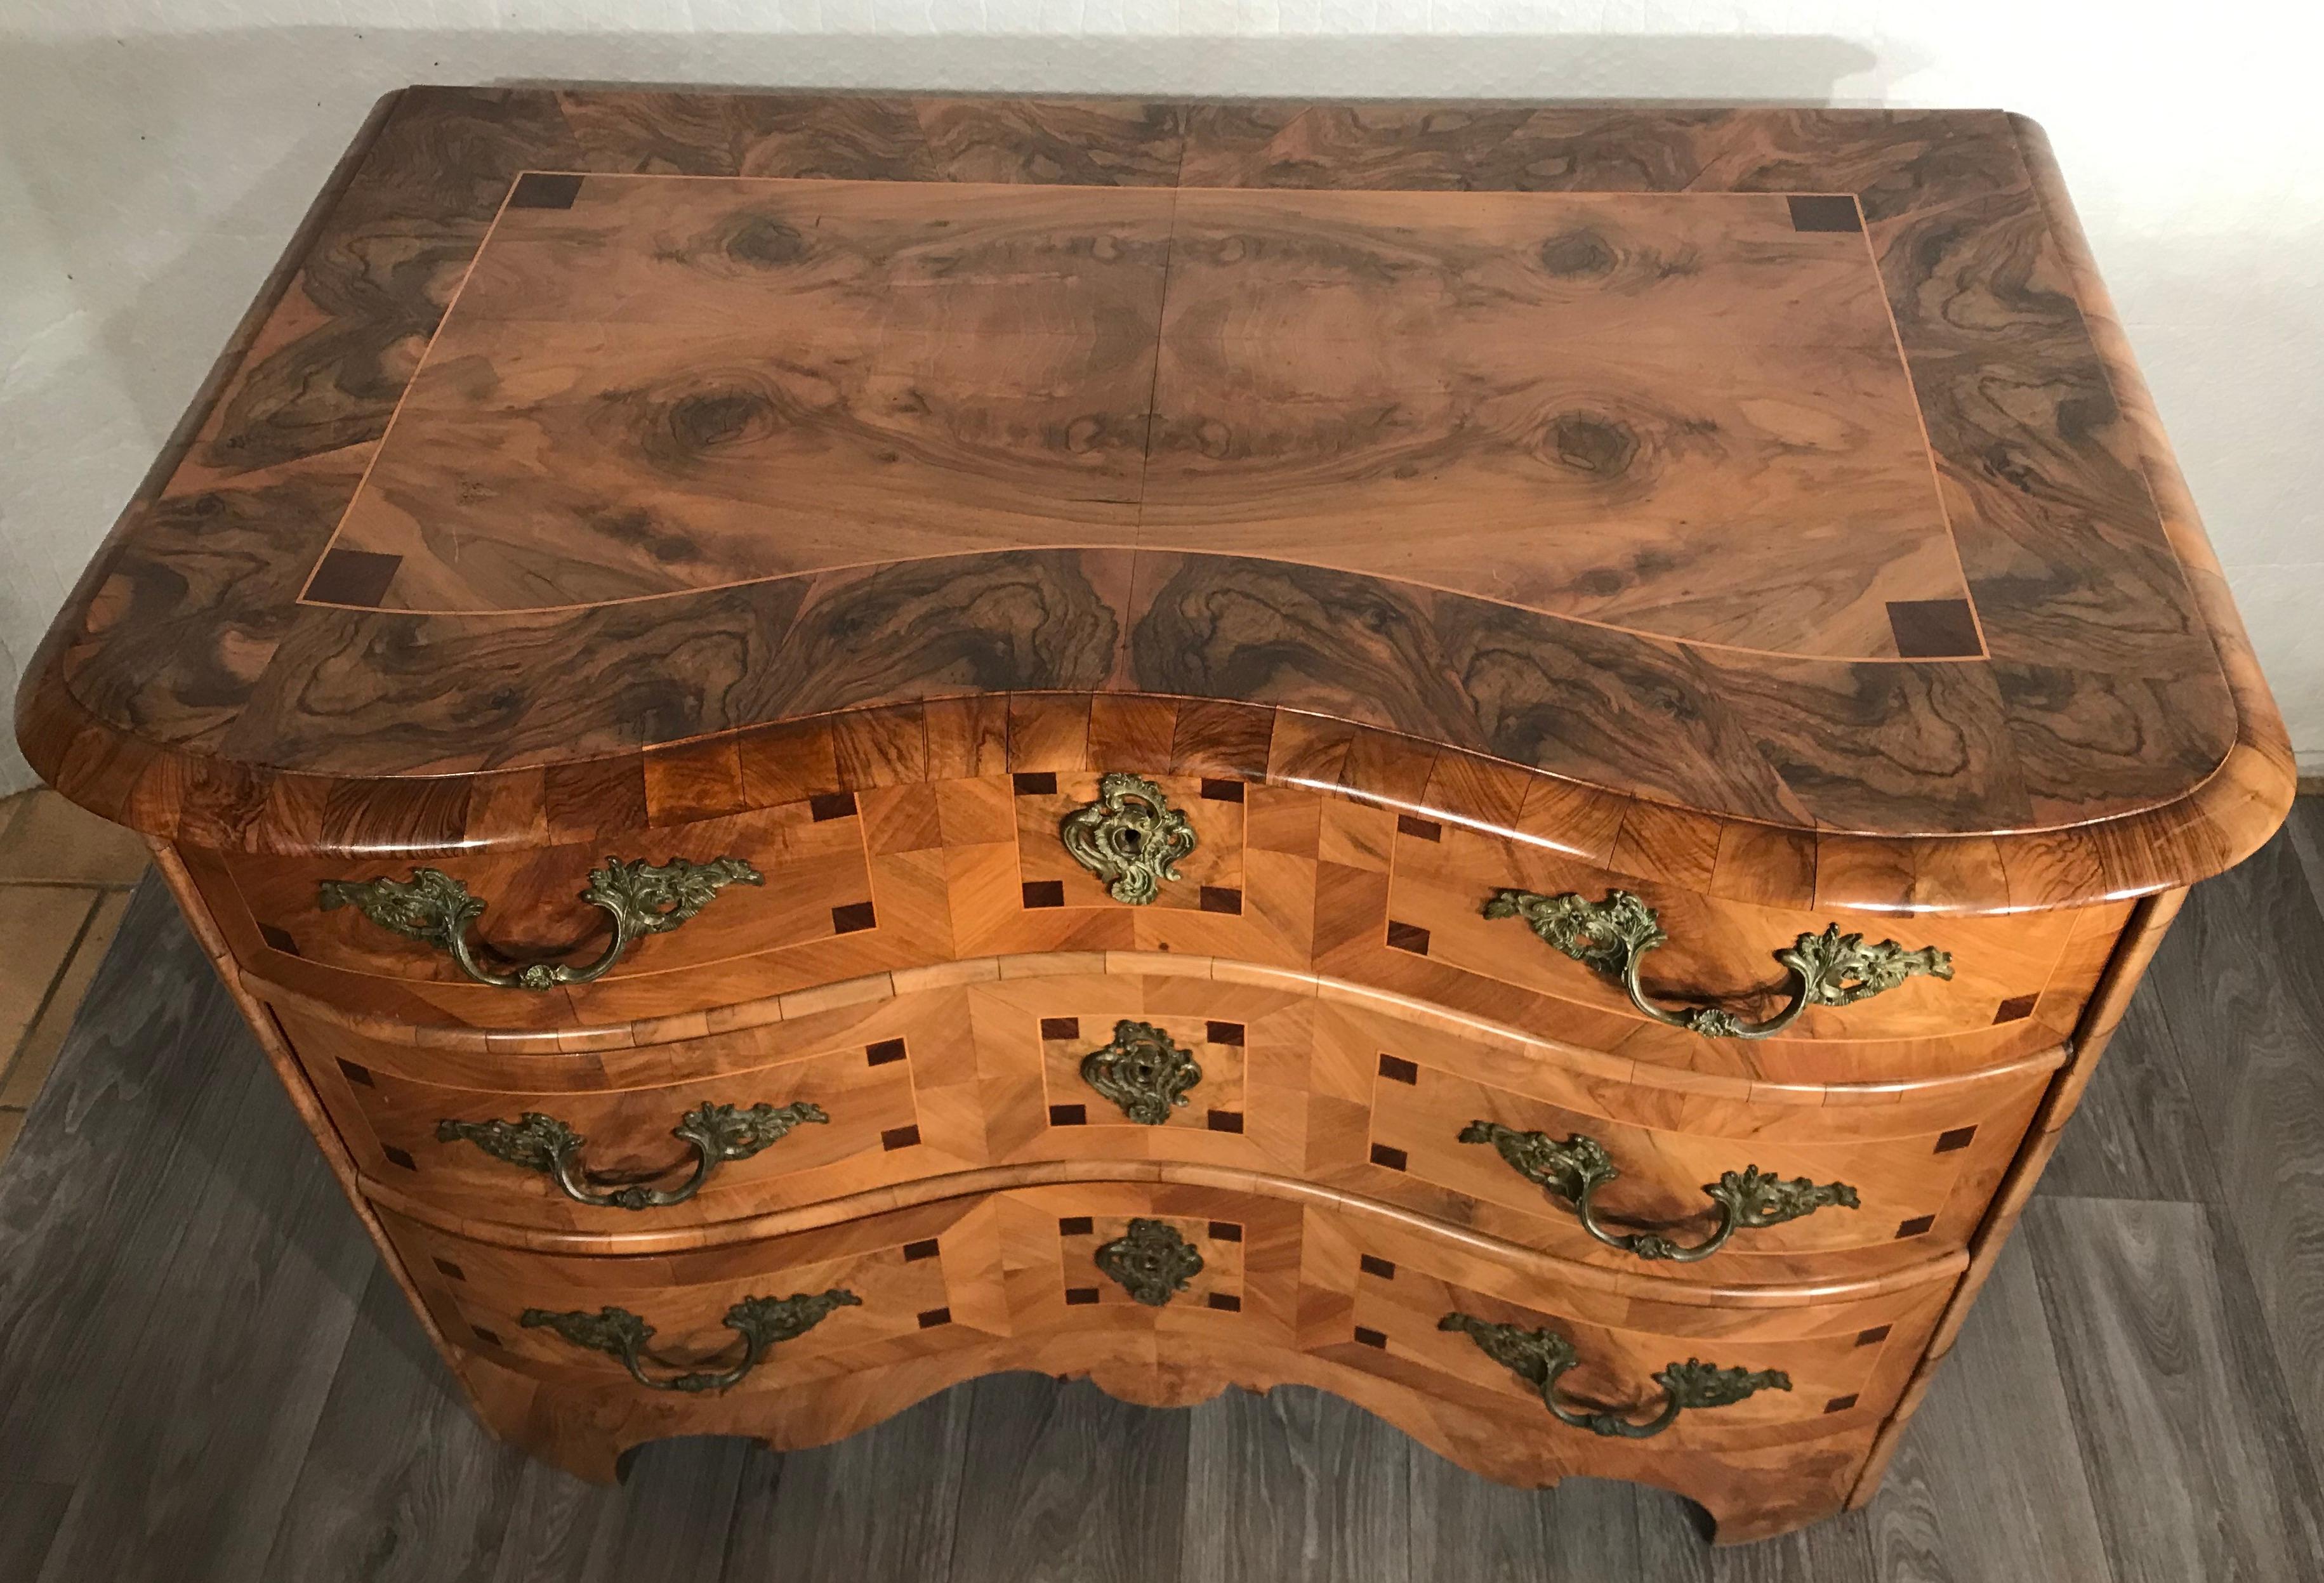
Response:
[179,770,2130,1084]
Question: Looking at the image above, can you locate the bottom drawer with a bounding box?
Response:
[380,1179,1953,1534]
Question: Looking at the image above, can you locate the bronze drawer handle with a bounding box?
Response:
[1095,1217,1203,1306]
[1080,1020,1203,1124]
[519,1290,860,1393]
[1483,888,1951,1039]
[1439,1311,1790,1438]
[1060,772,1196,905]
[437,1101,828,1211]
[318,855,762,990]
[1458,1120,1858,1262]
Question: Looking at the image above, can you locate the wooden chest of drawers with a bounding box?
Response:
[15,89,2290,1544]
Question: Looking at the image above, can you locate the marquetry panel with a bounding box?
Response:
[1302,1211,1946,1452]
[969,973,1310,1179]
[1342,1048,2041,1276]
[1045,1212,1254,1320]
[1301,999,2049,1283]
[289,954,2050,1282]
[1012,770,1247,911]
[273,989,986,1236]
[185,775,2132,1094]
[1387,819,2076,1039]
[1337,807,2129,1086]
[384,1176,1949,1460]
[392,1196,1001,1386]
[225,798,877,982]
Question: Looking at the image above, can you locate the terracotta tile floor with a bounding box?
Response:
[0,789,149,1164]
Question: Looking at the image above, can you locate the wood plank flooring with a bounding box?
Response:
[8,815,2324,1580]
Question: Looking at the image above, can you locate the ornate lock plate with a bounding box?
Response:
[1058,773,1197,905]
[1079,1020,1203,1124]
[1093,1218,1204,1306]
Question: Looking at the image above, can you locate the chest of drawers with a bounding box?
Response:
[16,89,2290,1544]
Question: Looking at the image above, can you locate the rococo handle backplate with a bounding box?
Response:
[438,1100,829,1211]
[520,1289,860,1393]
[1483,888,1951,1039]
[1059,772,1197,905]
[1458,1120,1858,1262]
[318,855,761,990]
[1439,1311,1790,1438]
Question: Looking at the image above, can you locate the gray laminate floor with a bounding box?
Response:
[6,811,2324,1583]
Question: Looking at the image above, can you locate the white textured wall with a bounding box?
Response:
[3,3,2320,792]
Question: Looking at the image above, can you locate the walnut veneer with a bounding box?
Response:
[15,89,2292,1544]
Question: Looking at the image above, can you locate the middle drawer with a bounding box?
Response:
[275,960,2057,1280]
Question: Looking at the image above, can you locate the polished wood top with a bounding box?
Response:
[337,174,1954,657]
[16,91,2290,901]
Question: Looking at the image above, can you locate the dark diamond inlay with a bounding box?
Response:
[509,171,584,209]
[1887,598,1982,658]
[1385,921,1430,955]
[1787,193,1862,232]
[303,548,402,608]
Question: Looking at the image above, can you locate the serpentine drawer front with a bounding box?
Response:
[17,91,2291,1546]
[279,962,2051,1277]
[186,773,2115,1079]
